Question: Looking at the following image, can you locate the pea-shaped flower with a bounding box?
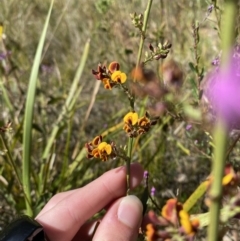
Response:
[111,70,127,83]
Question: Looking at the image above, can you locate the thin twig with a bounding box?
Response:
[134,0,153,81]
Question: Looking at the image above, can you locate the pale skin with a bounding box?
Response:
[35,163,144,241]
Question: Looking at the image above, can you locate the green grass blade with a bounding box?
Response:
[22,0,55,216]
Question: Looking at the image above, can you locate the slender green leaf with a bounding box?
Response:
[22,0,55,216]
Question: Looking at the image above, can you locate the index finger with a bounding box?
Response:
[36,162,144,241]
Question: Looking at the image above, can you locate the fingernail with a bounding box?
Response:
[117,195,143,229]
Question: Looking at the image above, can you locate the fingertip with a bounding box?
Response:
[93,195,143,241]
[117,195,143,229]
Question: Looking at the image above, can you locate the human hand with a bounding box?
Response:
[35,163,144,241]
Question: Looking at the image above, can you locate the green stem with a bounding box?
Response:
[126,137,133,195]
[207,121,228,241]
[212,0,217,6]
[207,1,237,240]
[134,0,153,81]
[221,0,237,66]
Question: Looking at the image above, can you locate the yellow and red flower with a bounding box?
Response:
[92,61,127,90]
[85,135,114,161]
[123,111,154,137]
[123,111,139,137]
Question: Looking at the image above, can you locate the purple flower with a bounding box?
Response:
[186,124,192,131]
[0,52,6,60]
[0,51,11,61]
[207,4,214,13]
[143,170,148,179]
[211,56,220,66]
[207,58,240,129]
[151,187,156,196]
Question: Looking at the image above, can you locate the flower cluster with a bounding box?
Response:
[145,41,172,62]
[130,12,143,32]
[85,135,116,161]
[92,61,127,90]
[146,199,199,241]
[123,111,157,137]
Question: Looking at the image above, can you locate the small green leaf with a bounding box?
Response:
[189,62,196,72]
